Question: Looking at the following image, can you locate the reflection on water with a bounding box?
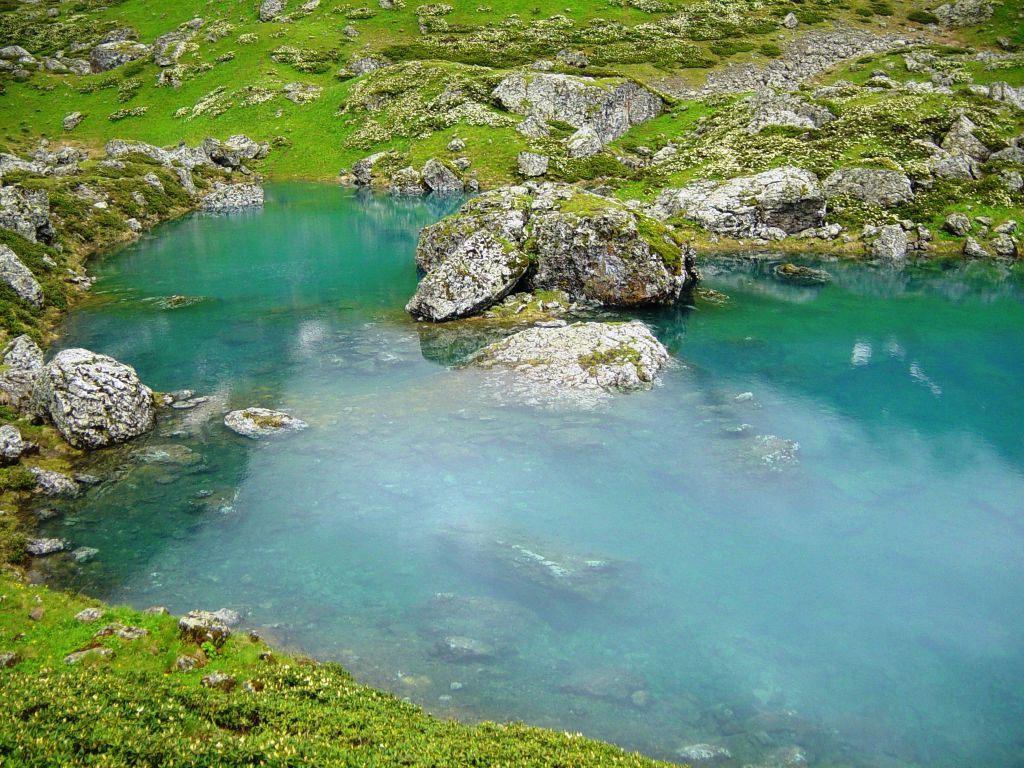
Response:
[35,185,1024,768]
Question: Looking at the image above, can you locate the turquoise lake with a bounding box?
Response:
[37,184,1024,767]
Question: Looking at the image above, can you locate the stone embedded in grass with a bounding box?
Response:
[0,335,43,413]
[94,623,149,641]
[224,408,308,438]
[179,610,233,645]
[259,0,287,22]
[0,651,19,669]
[0,244,43,307]
[823,168,914,208]
[64,647,114,665]
[517,152,549,177]
[201,672,237,691]
[0,185,54,244]
[74,608,104,623]
[62,112,85,131]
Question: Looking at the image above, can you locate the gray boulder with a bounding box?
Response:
[745,89,834,134]
[566,127,603,158]
[934,0,994,26]
[0,244,43,307]
[389,166,425,196]
[991,233,1018,258]
[421,159,463,194]
[90,41,150,72]
[0,424,25,465]
[651,167,824,239]
[202,135,268,169]
[941,115,990,161]
[201,182,264,211]
[30,467,80,497]
[943,212,971,236]
[259,0,287,21]
[518,152,549,177]
[473,320,670,405]
[823,168,914,207]
[963,236,990,258]
[0,186,53,244]
[224,408,307,438]
[493,73,661,144]
[179,610,232,645]
[0,335,43,412]
[153,29,194,67]
[63,112,85,132]
[929,152,979,180]
[351,151,396,186]
[32,348,155,449]
[866,224,908,267]
[406,231,529,321]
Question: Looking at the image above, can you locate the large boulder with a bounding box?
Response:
[202,135,269,169]
[90,41,151,72]
[745,89,835,134]
[651,167,824,240]
[0,244,42,307]
[941,115,990,161]
[32,349,155,449]
[0,335,43,412]
[0,186,53,244]
[823,168,914,208]
[473,320,670,405]
[865,224,908,267]
[421,159,463,194]
[493,73,662,145]
[406,231,530,321]
[259,0,287,22]
[934,0,994,26]
[408,184,692,320]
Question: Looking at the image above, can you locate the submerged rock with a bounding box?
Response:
[30,467,80,497]
[224,408,308,438]
[473,320,670,403]
[25,537,68,556]
[432,635,496,663]
[560,667,648,705]
[773,263,832,286]
[651,167,824,240]
[32,348,155,449]
[676,744,732,764]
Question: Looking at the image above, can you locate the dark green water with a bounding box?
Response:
[38,184,1024,767]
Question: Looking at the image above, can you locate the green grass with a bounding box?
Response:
[0,572,672,767]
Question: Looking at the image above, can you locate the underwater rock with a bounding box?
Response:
[418,592,541,654]
[676,744,732,764]
[472,320,670,404]
[25,537,68,556]
[30,467,80,497]
[32,348,155,449]
[772,263,832,286]
[132,444,203,466]
[559,667,648,706]
[224,408,308,438]
[431,635,497,663]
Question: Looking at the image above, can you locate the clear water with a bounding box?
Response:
[36,184,1024,768]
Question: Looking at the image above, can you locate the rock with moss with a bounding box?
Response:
[32,349,155,449]
[407,231,529,321]
[941,115,990,161]
[259,0,287,22]
[178,610,232,645]
[224,407,307,438]
[518,152,549,177]
[351,151,397,186]
[0,335,44,413]
[30,467,80,497]
[0,244,43,307]
[823,168,914,208]
[651,167,824,240]
[202,135,269,169]
[493,72,662,145]
[90,41,150,72]
[773,263,832,286]
[0,186,53,244]
[933,0,994,26]
[472,320,670,406]
[744,89,834,134]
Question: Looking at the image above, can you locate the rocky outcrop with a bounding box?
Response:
[744,89,835,134]
[202,135,269,169]
[773,263,832,285]
[517,152,549,177]
[0,335,44,412]
[351,151,397,186]
[934,0,994,26]
[32,348,155,449]
[0,244,43,307]
[224,408,307,438]
[823,168,914,207]
[493,73,662,146]
[259,0,287,22]
[941,115,989,161]
[406,231,530,321]
[473,320,670,404]
[651,167,825,240]
[0,186,53,243]
[409,184,692,321]
[421,159,463,194]
[201,182,264,211]
[969,81,1024,110]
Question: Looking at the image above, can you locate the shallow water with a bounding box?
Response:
[38,184,1024,767]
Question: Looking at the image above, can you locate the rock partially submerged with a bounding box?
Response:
[32,348,155,449]
[473,320,670,406]
[408,183,693,321]
[651,167,825,240]
[773,263,832,286]
[201,182,264,211]
[224,408,308,438]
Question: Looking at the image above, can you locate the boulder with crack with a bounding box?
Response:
[31,349,155,449]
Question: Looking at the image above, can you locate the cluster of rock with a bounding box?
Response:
[493,72,663,158]
[408,182,695,322]
[351,153,467,196]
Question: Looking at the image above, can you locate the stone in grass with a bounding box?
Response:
[179,610,233,645]
[773,263,832,286]
[943,212,971,236]
[224,408,308,438]
[0,651,20,668]
[517,152,549,177]
[94,623,149,641]
[0,244,43,307]
[64,647,114,665]
[75,607,104,623]
[201,672,237,691]
[175,652,207,672]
